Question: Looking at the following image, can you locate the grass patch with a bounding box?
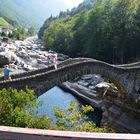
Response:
[0,17,12,28]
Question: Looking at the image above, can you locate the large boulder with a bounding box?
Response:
[16,49,30,59]
[10,52,21,63]
[0,51,21,66]
[0,53,11,65]
[0,46,6,52]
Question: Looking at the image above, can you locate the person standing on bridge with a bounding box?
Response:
[3,65,12,80]
[53,54,58,70]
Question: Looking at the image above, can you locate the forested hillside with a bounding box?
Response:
[40,0,140,64]
[38,0,95,38]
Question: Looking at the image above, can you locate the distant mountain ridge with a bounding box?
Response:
[0,0,40,28]
[0,0,69,28]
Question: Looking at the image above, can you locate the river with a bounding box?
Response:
[36,86,102,126]
[0,37,102,126]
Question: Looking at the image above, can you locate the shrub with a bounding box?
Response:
[0,88,52,128]
[53,101,106,132]
[0,88,106,132]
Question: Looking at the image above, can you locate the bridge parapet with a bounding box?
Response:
[0,126,140,140]
[0,58,140,96]
[116,61,140,68]
[0,58,90,81]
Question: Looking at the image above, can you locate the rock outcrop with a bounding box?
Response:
[60,74,140,133]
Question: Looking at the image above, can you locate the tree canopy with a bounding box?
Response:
[40,0,140,64]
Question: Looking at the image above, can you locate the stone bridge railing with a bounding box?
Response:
[0,58,89,81]
[116,61,140,68]
[0,58,140,97]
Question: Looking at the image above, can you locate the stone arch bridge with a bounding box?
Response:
[0,58,140,97]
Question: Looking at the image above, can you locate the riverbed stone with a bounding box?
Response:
[88,85,96,90]
[81,74,93,80]
[77,80,90,87]
[0,53,10,65]
[0,46,6,52]
[95,82,110,89]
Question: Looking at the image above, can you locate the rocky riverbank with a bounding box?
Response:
[60,74,140,133]
[0,37,69,75]
[60,74,118,111]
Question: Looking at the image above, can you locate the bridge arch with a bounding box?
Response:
[0,58,139,97]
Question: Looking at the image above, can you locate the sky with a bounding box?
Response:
[61,0,84,9]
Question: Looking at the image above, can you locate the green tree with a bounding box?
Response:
[53,102,106,132]
[28,27,36,36]
[1,32,6,37]
[0,88,106,132]
[41,0,140,64]
[108,0,140,63]
[0,88,53,129]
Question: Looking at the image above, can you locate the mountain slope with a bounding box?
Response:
[0,0,40,28]
[12,0,69,21]
[38,0,95,38]
[0,0,70,28]
[0,17,12,28]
